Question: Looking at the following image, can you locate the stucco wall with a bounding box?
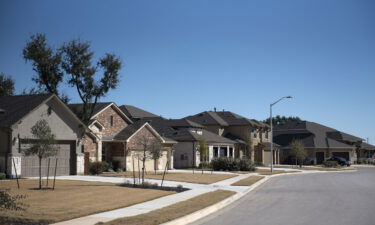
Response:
[173,142,196,168]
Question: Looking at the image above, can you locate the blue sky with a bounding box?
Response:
[1,0,374,143]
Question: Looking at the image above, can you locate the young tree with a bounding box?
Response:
[198,137,208,163]
[149,140,163,174]
[22,33,67,101]
[22,119,59,189]
[244,133,253,160]
[0,189,27,211]
[61,39,121,125]
[0,73,15,97]
[289,140,306,166]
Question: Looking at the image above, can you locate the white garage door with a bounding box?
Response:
[21,141,73,177]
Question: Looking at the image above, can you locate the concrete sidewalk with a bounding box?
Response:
[53,168,333,225]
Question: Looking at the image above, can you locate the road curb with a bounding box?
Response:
[162,169,355,225]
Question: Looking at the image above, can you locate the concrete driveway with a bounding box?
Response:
[191,168,375,225]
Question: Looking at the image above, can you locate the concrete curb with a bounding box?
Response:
[161,176,271,225]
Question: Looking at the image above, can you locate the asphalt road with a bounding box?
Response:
[191,168,375,225]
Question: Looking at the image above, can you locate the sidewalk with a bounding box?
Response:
[53,167,337,225]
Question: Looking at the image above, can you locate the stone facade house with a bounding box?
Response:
[68,103,175,173]
[0,94,89,178]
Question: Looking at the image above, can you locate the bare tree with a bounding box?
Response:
[149,140,163,175]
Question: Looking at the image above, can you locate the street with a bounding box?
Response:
[191,168,375,225]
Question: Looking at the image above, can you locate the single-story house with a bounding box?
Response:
[0,94,89,178]
[273,120,374,164]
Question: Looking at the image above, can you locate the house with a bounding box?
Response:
[68,103,175,172]
[185,110,280,166]
[0,94,89,178]
[137,117,237,168]
[273,120,375,164]
[119,106,261,168]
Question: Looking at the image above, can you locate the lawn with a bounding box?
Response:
[256,169,300,175]
[231,176,265,186]
[0,179,174,224]
[101,190,236,225]
[101,171,237,184]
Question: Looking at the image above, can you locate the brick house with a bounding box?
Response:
[68,102,175,173]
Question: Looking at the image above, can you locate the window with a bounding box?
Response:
[109,116,114,126]
[102,146,106,161]
[180,154,188,160]
[252,130,257,138]
[265,131,269,139]
[213,147,218,157]
[81,145,85,153]
[229,147,233,157]
[220,147,227,157]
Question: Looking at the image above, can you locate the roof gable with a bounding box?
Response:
[119,105,159,119]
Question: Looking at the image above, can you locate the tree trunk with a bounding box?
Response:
[142,150,146,184]
[39,157,42,189]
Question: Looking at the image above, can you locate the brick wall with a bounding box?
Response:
[94,106,129,137]
[82,135,97,160]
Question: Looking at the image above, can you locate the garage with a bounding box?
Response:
[21,141,75,177]
[332,152,350,161]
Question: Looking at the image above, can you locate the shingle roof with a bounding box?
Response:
[119,105,159,120]
[361,142,375,151]
[0,94,53,128]
[273,121,361,149]
[131,117,235,144]
[185,111,264,127]
[68,102,113,117]
[113,120,147,141]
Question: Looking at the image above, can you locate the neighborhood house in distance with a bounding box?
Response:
[0,94,374,178]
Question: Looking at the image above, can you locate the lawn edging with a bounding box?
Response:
[161,175,271,225]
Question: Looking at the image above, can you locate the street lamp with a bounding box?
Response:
[270,96,292,172]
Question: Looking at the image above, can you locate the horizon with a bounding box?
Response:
[0,0,374,144]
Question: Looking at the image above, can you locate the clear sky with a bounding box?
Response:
[1,0,374,143]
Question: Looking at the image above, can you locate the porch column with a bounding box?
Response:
[97,140,102,161]
[226,146,230,157]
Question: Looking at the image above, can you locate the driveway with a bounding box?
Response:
[191,168,375,225]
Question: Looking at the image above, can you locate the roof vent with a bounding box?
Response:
[0,108,5,114]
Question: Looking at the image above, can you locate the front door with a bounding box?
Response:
[316,152,325,164]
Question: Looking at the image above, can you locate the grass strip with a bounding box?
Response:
[231,176,265,186]
[100,190,236,225]
[101,172,237,184]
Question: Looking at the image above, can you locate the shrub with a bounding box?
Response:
[112,160,121,171]
[323,160,338,168]
[198,162,211,169]
[210,158,255,171]
[89,161,104,175]
[176,184,184,192]
[102,161,113,172]
[0,173,6,180]
[237,159,256,171]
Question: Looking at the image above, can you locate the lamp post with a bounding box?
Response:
[270,96,292,172]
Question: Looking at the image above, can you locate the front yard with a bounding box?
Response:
[0,179,174,224]
[101,171,237,184]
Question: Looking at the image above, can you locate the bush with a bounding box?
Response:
[0,173,6,180]
[89,162,104,175]
[176,184,184,192]
[112,160,121,172]
[323,160,338,168]
[198,162,211,169]
[210,158,255,171]
[102,161,113,172]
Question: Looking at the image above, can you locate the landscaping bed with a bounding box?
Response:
[256,169,300,175]
[0,180,174,224]
[231,176,265,186]
[100,172,237,184]
[100,189,236,225]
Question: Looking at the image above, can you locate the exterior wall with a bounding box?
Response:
[204,125,224,136]
[173,142,196,168]
[81,135,98,161]
[0,129,10,173]
[93,106,129,137]
[280,147,355,165]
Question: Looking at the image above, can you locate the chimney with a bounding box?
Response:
[214,107,216,112]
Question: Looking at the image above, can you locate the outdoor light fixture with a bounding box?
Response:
[270,96,293,172]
